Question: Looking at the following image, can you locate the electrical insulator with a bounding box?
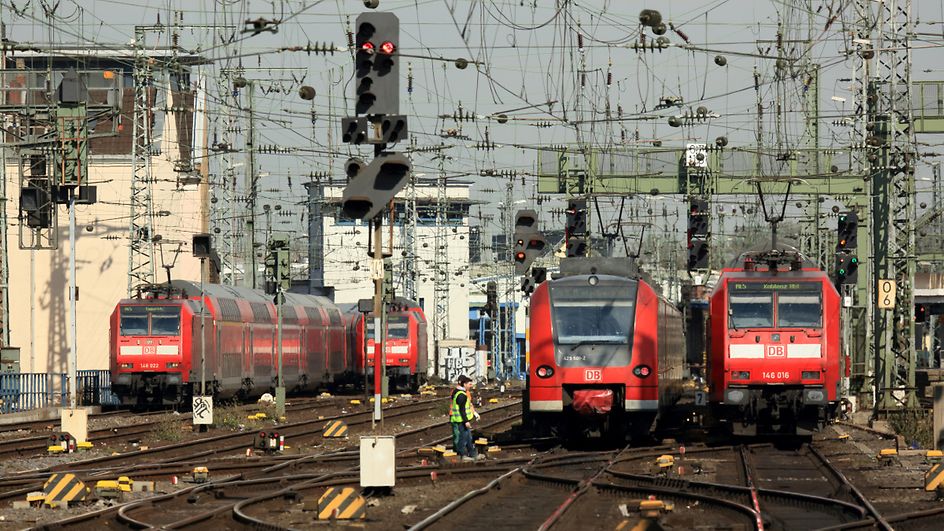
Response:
[408,63,413,93]
[577,33,584,51]
[607,70,612,86]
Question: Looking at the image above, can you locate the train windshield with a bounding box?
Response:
[551,283,636,344]
[728,282,822,329]
[120,305,181,336]
[550,279,637,368]
[366,315,410,340]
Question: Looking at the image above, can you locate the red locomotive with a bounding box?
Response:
[524,259,685,440]
[347,298,429,392]
[110,281,353,406]
[707,247,841,435]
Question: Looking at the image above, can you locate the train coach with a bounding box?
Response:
[524,259,685,441]
[707,247,841,435]
[110,281,352,406]
[347,298,429,392]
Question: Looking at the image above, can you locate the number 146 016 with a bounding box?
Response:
[762,371,790,379]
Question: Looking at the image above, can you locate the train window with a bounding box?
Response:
[120,311,149,336]
[366,316,410,339]
[150,313,181,336]
[550,286,635,344]
[728,293,774,328]
[777,293,822,328]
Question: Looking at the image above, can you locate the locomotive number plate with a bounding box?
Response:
[585,369,602,381]
[140,363,159,369]
[762,371,790,380]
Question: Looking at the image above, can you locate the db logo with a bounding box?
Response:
[585,369,602,381]
[766,345,785,358]
[143,346,157,355]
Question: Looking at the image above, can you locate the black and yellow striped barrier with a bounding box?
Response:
[317,487,366,520]
[43,473,89,507]
[323,420,348,438]
[925,463,944,492]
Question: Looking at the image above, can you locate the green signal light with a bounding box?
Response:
[838,268,846,275]
[850,257,858,264]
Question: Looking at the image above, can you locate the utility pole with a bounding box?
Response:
[857,0,919,410]
[128,25,158,296]
[433,150,450,356]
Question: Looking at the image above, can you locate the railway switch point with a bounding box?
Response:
[488,445,501,453]
[417,447,436,455]
[350,399,362,405]
[926,450,943,464]
[838,434,851,442]
[117,476,133,492]
[878,448,899,466]
[191,467,209,483]
[76,441,93,451]
[94,480,122,500]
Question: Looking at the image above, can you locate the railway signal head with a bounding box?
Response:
[341,152,412,220]
[565,198,587,237]
[687,239,709,270]
[513,210,546,275]
[835,252,858,286]
[837,211,858,250]
[688,198,709,239]
[354,12,400,115]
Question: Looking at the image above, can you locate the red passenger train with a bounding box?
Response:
[110,281,355,406]
[707,247,841,435]
[347,298,429,392]
[524,259,685,441]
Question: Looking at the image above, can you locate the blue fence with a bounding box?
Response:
[0,370,119,414]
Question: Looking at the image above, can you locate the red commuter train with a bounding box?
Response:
[524,259,685,441]
[707,247,841,435]
[347,298,429,392]
[110,281,354,406]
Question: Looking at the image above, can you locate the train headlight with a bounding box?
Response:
[731,371,751,380]
[399,358,409,363]
[166,362,181,369]
[803,388,826,404]
[725,389,746,404]
[536,365,554,378]
[587,275,599,286]
[632,365,652,378]
[119,363,133,369]
[801,371,820,380]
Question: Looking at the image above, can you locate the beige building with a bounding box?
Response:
[321,182,473,362]
[3,55,207,373]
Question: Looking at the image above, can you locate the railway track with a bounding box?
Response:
[27,399,523,530]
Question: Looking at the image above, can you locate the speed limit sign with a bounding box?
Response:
[877,279,896,310]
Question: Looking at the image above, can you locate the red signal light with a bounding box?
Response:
[361,42,375,54]
[379,41,396,54]
[515,251,526,261]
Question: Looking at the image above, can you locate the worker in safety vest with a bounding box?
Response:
[449,374,482,461]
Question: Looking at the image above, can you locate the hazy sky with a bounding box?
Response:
[4,0,943,266]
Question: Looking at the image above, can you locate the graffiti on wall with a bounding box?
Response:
[438,346,481,382]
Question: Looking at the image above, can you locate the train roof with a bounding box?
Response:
[127,281,339,310]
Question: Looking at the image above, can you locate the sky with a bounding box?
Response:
[3,0,944,271]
